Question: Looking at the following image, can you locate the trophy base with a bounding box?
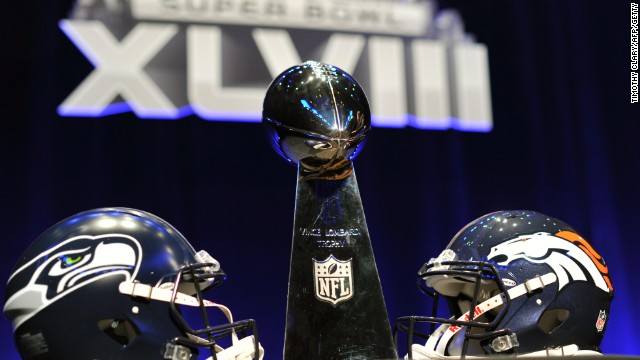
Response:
[283,164,397,360]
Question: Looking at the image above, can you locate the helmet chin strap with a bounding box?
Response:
[207,336,264,360]
[411,272,558,359]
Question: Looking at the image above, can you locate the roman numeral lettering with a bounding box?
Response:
[59,20,492,131]
[58,20,183,118]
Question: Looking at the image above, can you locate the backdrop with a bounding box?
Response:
[1,0,638,358]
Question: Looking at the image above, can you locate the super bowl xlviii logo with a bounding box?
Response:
[57,0,492,132]
[313,255,353,306]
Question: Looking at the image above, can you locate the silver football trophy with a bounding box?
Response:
[263,61,397,359]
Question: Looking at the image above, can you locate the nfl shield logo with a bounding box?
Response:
[596,310,607,332]
[313,255,353,306]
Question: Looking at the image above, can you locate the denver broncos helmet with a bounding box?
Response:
[395,210,613,358]
[4,207,263,360]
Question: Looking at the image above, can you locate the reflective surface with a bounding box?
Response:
[284,166,397,359]
[263,61,370,180]
[266,62,396,359]
[395,210,614,358]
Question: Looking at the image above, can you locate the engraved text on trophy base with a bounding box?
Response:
[298,228,361,248]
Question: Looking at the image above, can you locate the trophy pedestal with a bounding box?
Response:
[283,165,397,360]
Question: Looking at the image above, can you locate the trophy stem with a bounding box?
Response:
[283,164,397,360]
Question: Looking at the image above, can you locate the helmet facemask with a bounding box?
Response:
[396,249,517,359]
[119,251,262,360]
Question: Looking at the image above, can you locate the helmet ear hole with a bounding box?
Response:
[538,308,570,333]
[97,318,140,345]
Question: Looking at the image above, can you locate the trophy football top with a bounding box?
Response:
[262,61,371,180]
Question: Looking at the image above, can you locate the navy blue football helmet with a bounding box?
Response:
[395,210,613,358]
[4,208,263,360]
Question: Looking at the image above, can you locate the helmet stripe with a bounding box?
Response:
[554,230,613,292]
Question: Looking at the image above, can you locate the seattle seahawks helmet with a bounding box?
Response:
[395,210,613,358]
[4,207,263,360]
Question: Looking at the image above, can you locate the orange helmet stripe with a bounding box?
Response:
[554,230,613,292]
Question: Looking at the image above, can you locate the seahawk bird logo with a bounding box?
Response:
[486,231,613,294]
[4,234,142,329]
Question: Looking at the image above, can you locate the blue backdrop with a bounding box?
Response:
[1,0,638,358]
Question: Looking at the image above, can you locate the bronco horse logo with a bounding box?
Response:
[486,231,613,293]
